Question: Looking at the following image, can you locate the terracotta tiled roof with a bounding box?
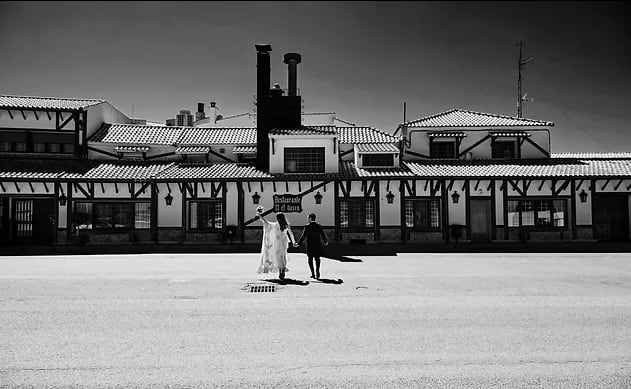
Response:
[270,126,337,136]
[355,143,400,153]
[402,159,631,178]
[0,158,77,180]
[428,132,467,137]
[340,161,415,178]
[233,146,257,154]
[155,163,272,180]
[61,161,175,181]
[406,109,554,128]
[114,146,150,153]
[337,126,399,144]
[551,152,631,159]
[178,127,256,145]
[89,124,183,145]
[175,146,210,155]
[490,131,531,137]
[0,95,105,110]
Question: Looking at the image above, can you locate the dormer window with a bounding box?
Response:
[362,154,394,167]
[428,132,466,159]
[284,147,325,173]
[355,143,399,168]
[430,140,456,159]
[490,132,529,159]
[492,140,517,159]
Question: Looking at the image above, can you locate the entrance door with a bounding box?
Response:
[12,198,55,245]
[594,195,629,241]
[470,199,492,242]
[0,198,9,245]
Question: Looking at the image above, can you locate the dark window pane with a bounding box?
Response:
[188,201,223,230]
[362,154,394,167]
[134,203,151,229]
[284,147,325,173]
[62,143,74,154]
[430,141,455,159]
[492,141,516,159]
[33,143,46,153]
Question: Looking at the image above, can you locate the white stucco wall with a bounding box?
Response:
[268,136,338,173]
[245,181,335,227]
[575,181,592,225]
[448,180,467,225]
[404,127,551,160]
[495,179,504,225]
[157,183,182,227]
[379,181,399,226]
[0,109,58,130]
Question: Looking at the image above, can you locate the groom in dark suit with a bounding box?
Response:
[295,213,328,279]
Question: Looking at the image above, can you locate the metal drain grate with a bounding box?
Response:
[247,284,277,293]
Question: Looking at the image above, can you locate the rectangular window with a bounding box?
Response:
[284,147,325,173]
[339,199,375,229]
[0,142,10,152]
[405,199,441,230]
[62,143,75,154]
[33,143,46,153]
[14,142,27,152]
[492,140,517,159]
[188,201,223,230]
[430,140,456,159]
[134,203,151,229]
[74,202,93,230]
[74,202,148,230]
[506,199,567,228]
[46,143,60,153]
[362,154,394,167]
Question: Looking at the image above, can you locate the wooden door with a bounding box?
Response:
[594,195,629,241]
[470,199,492,242]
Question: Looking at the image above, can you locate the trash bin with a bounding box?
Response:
[450,224,464,242]
[225,225,238,243]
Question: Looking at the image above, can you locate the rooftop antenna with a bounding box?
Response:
[516,40,534,118]
[403,102,407,123]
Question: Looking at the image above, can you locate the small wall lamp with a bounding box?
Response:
[579,189,588,203]
[164,192,173,206]
[386,191,395,204]
[314,191,323,204]
[252,191,261,204]
[58,193,67,206]
[451,190,460,204]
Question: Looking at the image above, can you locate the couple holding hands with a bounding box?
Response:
[255,206,328,281]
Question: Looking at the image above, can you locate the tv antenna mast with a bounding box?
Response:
[516,40,534,118]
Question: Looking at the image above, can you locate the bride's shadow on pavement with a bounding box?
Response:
[263,278,310,286]
[311,278,344,284]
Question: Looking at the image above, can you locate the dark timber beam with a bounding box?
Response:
[32,110,39,120]
[458,135,491,157]
[538,179,547,191]
[20,110,27,120]
[601,180,610,191]
[614,179,624,191]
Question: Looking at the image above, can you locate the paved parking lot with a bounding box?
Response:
[1,252,630,388]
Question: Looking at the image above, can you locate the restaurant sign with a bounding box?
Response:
[273,194,302,213]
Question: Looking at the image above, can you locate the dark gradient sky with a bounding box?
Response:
[1,1,629,152]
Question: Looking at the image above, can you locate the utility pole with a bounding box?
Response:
[517,40,534,118]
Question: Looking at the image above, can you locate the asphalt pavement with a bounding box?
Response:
[1,252,630,388]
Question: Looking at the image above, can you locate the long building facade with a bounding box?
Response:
[1,45,631,247]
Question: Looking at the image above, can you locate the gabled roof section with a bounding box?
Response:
[0,95,105,111]
[551,152,631,159]
[355,143,400,153]
[154,163,273,180]
[61,161,175,181]
[405,109,554,128]
[337,126,399,144]
[89,124,184,145]
[269,126,337,136]
[178,127,256,145]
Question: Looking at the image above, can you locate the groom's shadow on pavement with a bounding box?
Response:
[321,254,362,263]
[311,278,344,284]
[263,278,310,286]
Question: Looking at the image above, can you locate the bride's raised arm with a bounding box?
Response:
[255,206,270,225]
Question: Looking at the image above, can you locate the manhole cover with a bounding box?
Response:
[245,284,277,293]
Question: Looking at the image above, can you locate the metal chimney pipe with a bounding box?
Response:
[283,53,301,96]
